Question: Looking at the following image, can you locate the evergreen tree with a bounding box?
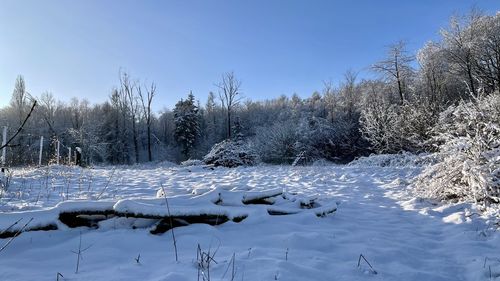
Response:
[174,92,200,158]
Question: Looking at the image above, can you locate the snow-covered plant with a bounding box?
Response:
[413,92,500,205]
[359,96,400,153]
[203,139,258,168]
[360,98,436,154]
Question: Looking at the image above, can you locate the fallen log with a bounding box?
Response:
[0,188,336,238]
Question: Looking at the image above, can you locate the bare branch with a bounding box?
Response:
[0,101,37,151]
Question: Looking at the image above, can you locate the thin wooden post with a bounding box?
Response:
[38,136,44,166]
[68,147,72,165]
[1,126,6,166]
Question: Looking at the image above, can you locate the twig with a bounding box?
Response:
[221,253,236,280]
[71,231,92,273]
[207,248,211,281]
[135,254,141,264]
[160,184,178,262]
[231,253,236,281]
[357,254,377,274]
[96,168,116,200]
[240,265,245,281]
[56,272,64,281]
[0,218,23,236]
[0,101,37,150]
[197,244,201,281]
[197,242,221,281]
[0,217,33,253]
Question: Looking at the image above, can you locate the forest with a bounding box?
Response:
[1,10,499,168]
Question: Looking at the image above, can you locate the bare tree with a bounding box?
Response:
[417,41,453,109]
[40,92,59,160]
[340,70,359,117]
[440,11,482,97]
[372,41,414,103]
[474,12,500,92]
[40,92,57,133]
[120,71,140,164]
[322,80,337,123]
[216,72,242,139]
[139,82,156,162]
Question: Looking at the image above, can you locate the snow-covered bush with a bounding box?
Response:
[360,97,436,154]
[203,139,258,168]
[413,92,500,205]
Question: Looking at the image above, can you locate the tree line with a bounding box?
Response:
[0,10,499,166]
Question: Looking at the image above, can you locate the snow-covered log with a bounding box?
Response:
[0,188,337,237]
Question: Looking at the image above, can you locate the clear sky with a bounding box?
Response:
[1,0,498,111]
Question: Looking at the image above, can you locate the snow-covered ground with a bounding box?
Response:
[0,161,499,281]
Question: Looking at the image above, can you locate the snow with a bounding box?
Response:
[0,161,499,281]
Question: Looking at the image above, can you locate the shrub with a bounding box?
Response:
[413,92,500,206]
[360,99,436,154]
[203,139,258,168]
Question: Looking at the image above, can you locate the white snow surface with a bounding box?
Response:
[0,162,499,281]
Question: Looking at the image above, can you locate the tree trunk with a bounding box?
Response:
[467,64,477,96]
[395,57,404,103]
[132,120,139,164]
[147,124,152,162]
[227,110,231,139]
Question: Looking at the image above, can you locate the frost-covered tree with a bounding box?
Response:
[372,41,415,104]
[416,41,458,111]
[476,13,500,92]
[440,11,483,97]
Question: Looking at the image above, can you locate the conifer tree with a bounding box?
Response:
[174,92,200,158]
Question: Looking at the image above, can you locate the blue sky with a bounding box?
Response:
[0,0,498,111]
